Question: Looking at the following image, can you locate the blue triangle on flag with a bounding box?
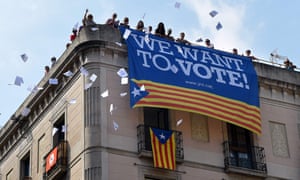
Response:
[151,127,173,144]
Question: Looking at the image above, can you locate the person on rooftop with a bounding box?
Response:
[106,13,119,28]
[82,9,96,26]
[154,22,166,38]
[51,57,57,68]
[205,39,214,49]
[176,32,191,45]
[232,48,238,55]
[70,28,77,42]
[136,20,145,32]
[245,49,257,60]
[119,17,130,29]
[45,66,50,75]
[165,28,175,41]
[147,26,153,34]
[284,58,296,71]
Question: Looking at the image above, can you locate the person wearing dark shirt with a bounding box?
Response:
[119,17,130,29]
[136,20,145,32]
[165,28,175,41]
[154,22,166,37]
[106,13,119,28]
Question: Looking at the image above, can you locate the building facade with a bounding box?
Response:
[0,25,299,180]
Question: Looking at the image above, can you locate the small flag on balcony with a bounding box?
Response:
[149,127,176,170]
[46,147,58,172]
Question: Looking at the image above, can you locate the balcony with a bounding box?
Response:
[22,176,32,180]
[43,141,68,180]
[137,124,184,161]
[223,141,267,177]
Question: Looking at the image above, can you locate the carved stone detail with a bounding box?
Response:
[191,113,209,142]
[269,122,290,158]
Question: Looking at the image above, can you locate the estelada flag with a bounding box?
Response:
[150,127,176,170]
[46,147,58,172]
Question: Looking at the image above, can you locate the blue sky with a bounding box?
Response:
[0,0,299,127]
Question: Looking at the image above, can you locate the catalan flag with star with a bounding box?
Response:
[150,127,176,170]
[122,27,261,135]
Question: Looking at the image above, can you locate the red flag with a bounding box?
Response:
[46,147,58,172]
[150,127,176,170]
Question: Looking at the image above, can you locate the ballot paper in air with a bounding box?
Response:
[176,118,183,126]
[63,70,74,77]
[21,107,31,117]
[117,68,128,78]
[90,27,99,31]
[216,22,223,30]
[73,22,79,30]
[84,82,93,90]
[113,120,119,131]
[80,67,89,76]
[115,42,122,46]
[209,10,218,17]
[101,89,109,98]
[89,74,98,82]
[109,104,114,115]
[140,85,146,91]
[49,78,58,85]
[120,92,127,97]
[52,127,58,136]
[174,2,181,8]
[121,77,128,85]
[20,53,28,62]
[14,76,24,86]
[196,38,203,42]
[69,99,77,104]
[123,29,131,40]
[61,125,66,132]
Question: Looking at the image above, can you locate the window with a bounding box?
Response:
[53,114,65,147]
[144,107,169,151]
[227,124,253,169]
[20,152,30,179]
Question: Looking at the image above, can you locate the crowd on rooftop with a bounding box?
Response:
[45,10,297,74]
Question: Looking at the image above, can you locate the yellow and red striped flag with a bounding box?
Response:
[150,127,176,170]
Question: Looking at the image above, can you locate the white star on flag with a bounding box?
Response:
[159,133,165,140]
[131,87,141,97]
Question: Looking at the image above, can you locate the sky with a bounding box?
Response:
[0,0,300,127]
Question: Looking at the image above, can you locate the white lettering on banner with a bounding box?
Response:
[132,33,250,90]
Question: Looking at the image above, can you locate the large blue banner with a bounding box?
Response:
[120,27,261,134]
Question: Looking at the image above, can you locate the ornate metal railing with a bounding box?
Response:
[43,140,68,180]
[223,141,267,174]
[137,124,184,160]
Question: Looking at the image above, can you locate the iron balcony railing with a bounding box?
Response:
[223,141,267,174]
[137,124,184,160]
[43,140,68,180]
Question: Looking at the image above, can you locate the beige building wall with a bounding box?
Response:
[0,25,299,180]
